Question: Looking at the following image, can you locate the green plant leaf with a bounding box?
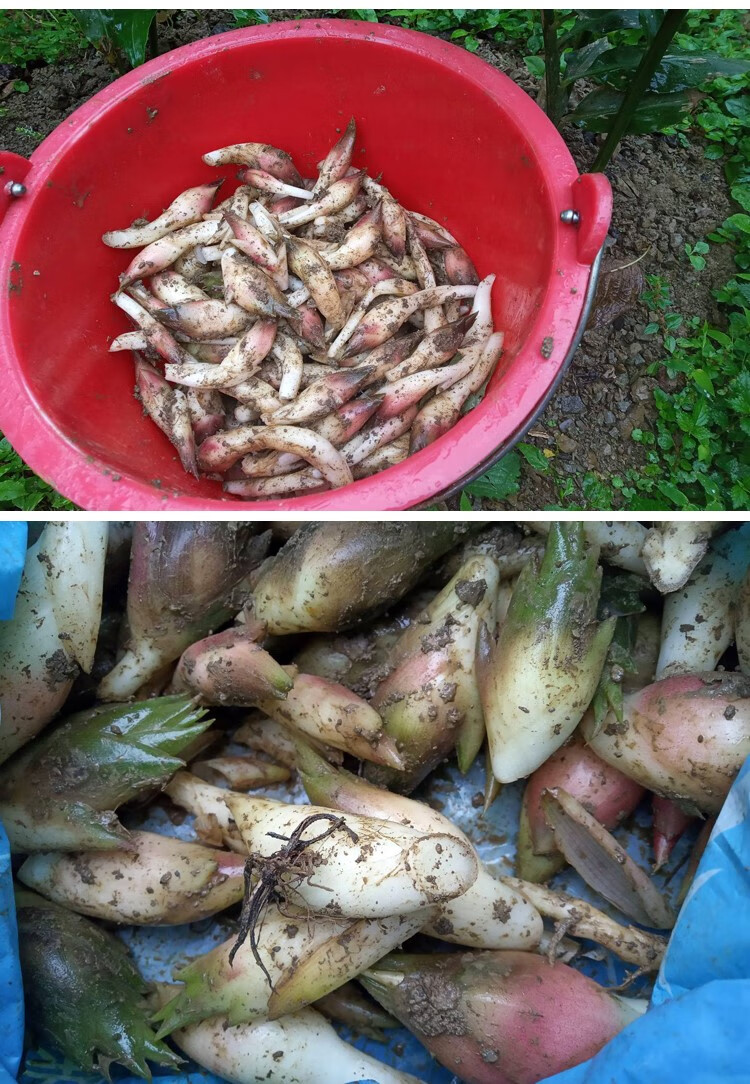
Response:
[657,481,690,507]
[0,435,75,511]
[564,44,750,94]
[562,37,614,85]
[0,481,34,502]
[231,9,270,26]
[725,213,750,234]
[706,328,733,347]
[561,10,642,43]
[518,441,551,474]
[725,96,750,124]
[651,50,750,93]
[731,186,750,213]
[72,10,156,68]
[638,10,664,39]
[71,9,109,45]
[727,370,750,415]
[109,10,156,67]
[568,87,701,134]
[524,55,545,77]
[690,369,715,396]
[0,11,86,66]
[566,44,643,89]
[463,451,521,501]
[581,472,614,508]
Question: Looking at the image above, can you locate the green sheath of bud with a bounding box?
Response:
[511,522,598,627]
[591,616,639,736]
[15,889,182,1079]
[516,801,566,883]
[482,523,615,784]
[0,695,211,853]
[590,573,650,734]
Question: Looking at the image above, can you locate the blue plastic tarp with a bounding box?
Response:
[0,522,26,621]
[0,522,26,1084]
[2,520,749,1084]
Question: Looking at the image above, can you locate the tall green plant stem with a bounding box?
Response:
[592,10,687,171]
[542,11,565,128]
[148,17,159,60]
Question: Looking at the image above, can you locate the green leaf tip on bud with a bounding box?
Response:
[151,906,427,1038]
[16,891,182,1079]
[0,694,213,852]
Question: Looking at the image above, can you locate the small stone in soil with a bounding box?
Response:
[556,434,578,453]
[557,394,584,414]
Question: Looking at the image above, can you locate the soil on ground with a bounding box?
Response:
[0,10,736,509]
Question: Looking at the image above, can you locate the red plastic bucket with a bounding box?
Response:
[0,19,611,511]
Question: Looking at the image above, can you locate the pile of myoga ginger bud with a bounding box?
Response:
[104,122,501,499]
[2,519,749,1084]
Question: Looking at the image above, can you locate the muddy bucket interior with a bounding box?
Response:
[0,19,610,510]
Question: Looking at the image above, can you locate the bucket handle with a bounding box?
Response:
[568,173,612,266]
[0,153,32,227]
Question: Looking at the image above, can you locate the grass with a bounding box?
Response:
[0,9,83,66]
[0,8,747,510]
[0,438,75,511]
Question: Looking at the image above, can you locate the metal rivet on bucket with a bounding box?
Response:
[560,209,580,225]
[5,182,26,198]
